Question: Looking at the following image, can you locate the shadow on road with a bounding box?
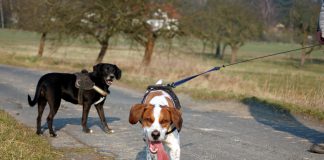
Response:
[135,147,146,160]
[243,97,324,146]
[41,116,120,132]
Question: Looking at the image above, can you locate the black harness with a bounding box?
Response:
[141,85,181,135]
[74,71,94,104]
[74,70,108,105]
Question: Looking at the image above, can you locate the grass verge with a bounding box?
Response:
[0,109,62,160]
[0,109,113,160]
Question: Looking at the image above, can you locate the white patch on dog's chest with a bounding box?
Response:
[94,97,105,105]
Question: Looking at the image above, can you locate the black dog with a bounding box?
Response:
[27,63,121,137]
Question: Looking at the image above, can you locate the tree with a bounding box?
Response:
[126,2,181,66]
[220,1,262,63]
[250,0,275,26]
[59,0,143,63]
[180,2,221,56]
[0,0,17,28]
[179,0,262,62]
[274,0,293,24]
[15,0,63,57]
[0,0,4,28]
[289,0,320,66]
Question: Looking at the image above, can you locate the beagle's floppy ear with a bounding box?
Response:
[169,108,183,132]
[129,104,146,125]
[114,65,122,80]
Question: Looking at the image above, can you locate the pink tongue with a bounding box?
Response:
[149,141,169,160]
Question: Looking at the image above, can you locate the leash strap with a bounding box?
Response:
[168,66,221,88]
[168,44,320,88]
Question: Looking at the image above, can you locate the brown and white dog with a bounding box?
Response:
[129,80,183,160]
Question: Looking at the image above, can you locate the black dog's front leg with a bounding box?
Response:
[95,103,114,134]
[82,103,92,133]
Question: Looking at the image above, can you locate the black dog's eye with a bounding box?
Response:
[105,67,114,73]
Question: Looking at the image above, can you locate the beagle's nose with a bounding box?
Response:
[151,130,160,140]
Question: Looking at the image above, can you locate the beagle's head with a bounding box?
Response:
[129,102,182,142]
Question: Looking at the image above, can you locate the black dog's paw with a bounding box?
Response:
[104,128,114,134]
[50,132,57,137]
[83,128,93,133]
[36,130,43,135]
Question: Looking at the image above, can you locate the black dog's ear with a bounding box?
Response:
[114,65,122,80]
[93,63,102,72]
[81,69,88,73]
[92,63,103,76]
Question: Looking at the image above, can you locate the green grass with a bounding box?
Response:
[0,28,324,121]
[0,110,62,160]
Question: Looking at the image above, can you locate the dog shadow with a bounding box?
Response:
[243,97,324,145]
[41,116,120,132]
[135,147,147,160]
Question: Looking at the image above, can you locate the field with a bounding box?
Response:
[1,29,324,120]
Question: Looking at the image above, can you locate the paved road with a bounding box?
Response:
[0,64,324,160]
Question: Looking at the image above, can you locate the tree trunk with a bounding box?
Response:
[300,32,308,66]
[0,0,4,28]
[142,32,156,66]
[38,32,47,57]
[220,43,227,60]
[96,40,109,64]
[215,42,221,58]
[202,40,207,54]
[230,46,238,64]
[300,49,306,66]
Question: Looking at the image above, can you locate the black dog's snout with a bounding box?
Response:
[107,74,115,80]
[151,130,160,140]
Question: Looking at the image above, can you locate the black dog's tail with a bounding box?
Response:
[28,79,43,107]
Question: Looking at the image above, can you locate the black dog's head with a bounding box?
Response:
[92,63,122,86]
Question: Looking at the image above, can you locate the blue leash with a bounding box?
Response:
[168,66,222,88]
[167,44,320,88]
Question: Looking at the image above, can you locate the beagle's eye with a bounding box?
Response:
[160,119,170,124]
[144,117,153,123]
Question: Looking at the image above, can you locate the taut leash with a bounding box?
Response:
[167,44,320,88]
